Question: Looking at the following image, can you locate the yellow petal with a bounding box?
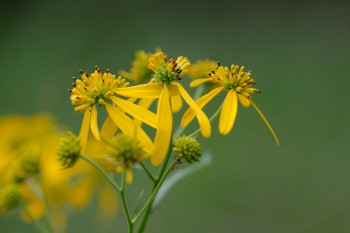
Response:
[177,83,211,138]
[79,109,91,153]
[250,100,280,145]
[219,90,238,135]
[238,94,251,107]
[110,96,158,129]
[171,94,183,113]
[105,104,155,154]
[97,186,118,220]
[101,115,118,140]
[115,83,162,98]
[90,105,101,141]
[181,87,223,127]
[138,98,155,109]
[126,169,133,184]
[167,83,181,97]
[151,86,172,166]
[189,78,212,87]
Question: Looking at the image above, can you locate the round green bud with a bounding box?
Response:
[0,184,23,212]
[109,134,145,168]
[18,152,41,176]
[57,132,81,168]
[173,135,202,163]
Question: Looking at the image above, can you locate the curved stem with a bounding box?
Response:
[139,162,156,183]
[120,170,134,233]
[188,103,223,138]
[80,155,121,193]
[133,160,177,225]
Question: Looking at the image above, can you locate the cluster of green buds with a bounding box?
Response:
[57,132,81,168]
[173,135,202,163]
[0,184,23,212]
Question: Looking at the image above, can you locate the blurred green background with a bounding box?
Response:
[1,0,350,232]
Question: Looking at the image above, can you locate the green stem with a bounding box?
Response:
[188,103,223,138]
[120,170,134,233]
[136,136,174,232]
[133,160,177,225]
[80,155,121,193]
[139,162,156,183]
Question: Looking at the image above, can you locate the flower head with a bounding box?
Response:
[69,66,129,113]
[149,52,191,84]
[119,50,154,83]
[108,134,146,183]
[115,52,211,166]
[68,67,157,153]
[183,63,279,145]
[188,59,218,80]
[57,132,81,168]
[0,184,23,212]
[173,135,202,163]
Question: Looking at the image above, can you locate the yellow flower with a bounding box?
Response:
[183,64,279,145]
[115,52,211,166]
[0,114,119,231]
[69,66,157,153]
[119,50,154,83]
[188,59,218,80]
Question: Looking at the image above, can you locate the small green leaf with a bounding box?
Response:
[152,152,212,209]
[134,189,145,216]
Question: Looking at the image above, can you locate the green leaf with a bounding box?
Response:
[152,152,212,209]
[134,189,145,216]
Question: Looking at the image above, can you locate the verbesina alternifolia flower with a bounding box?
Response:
[183,63,279,145]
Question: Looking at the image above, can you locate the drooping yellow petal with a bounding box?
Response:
[115,83,163,98]
[105,104,155,154]
[250,100,280,145]
[110,96,157,129]
[101,115,118,140]
[171,94,183,113]
[79,109,91,153]
[181,87,223,127]
[90,105,101,141]
[189,77,212,87]
[219,90,238,135]
[126,169,133,184]
[237,94,251,107]
[151,86,172,166]
[167,83,181,97]
[177,83,211,138]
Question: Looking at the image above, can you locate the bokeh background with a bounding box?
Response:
[1,0,350,232]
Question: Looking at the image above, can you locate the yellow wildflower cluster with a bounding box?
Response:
[68,50,278,171]
[1,48,279,233]
[0,114,118,231]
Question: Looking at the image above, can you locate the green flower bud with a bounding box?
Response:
[109,134,145,168]
[0,184,23,212]
[173,135,202,163]
[18,152,41,176]
[57,132,81,168]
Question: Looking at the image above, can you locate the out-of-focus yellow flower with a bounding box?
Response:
[183,64,279,145]
[119,50,154,83]
[115,52,211,166]
[0,114,119,231]
[188,59,217,80]
[68,66,156,154]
